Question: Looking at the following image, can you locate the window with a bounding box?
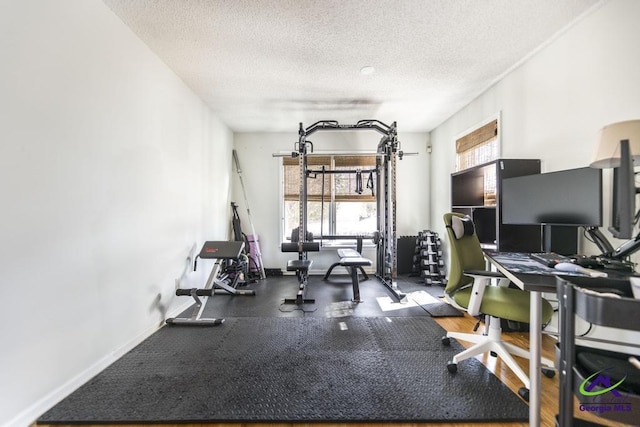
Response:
[283,154,377,241]
[455,118,499,171]
[455,117,500,205]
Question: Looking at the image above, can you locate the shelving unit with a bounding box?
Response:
[557,277,640,427]
[451,158,541,252]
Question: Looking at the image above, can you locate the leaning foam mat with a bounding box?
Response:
[39,317,527,424]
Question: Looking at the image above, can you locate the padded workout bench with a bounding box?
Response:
[166,240,251,326]
[339,256,372,303]
[285,259,313,304]
[281,242,319,312]
[323,248,370,281]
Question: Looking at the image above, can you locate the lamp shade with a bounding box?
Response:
[590,119,640,168]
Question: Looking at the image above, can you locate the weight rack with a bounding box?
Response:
[414,231,447,286]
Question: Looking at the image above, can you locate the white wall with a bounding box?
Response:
[0,2,233,426]
[232,130,430,274]
[430,0,640,249]
[429,0,640,350]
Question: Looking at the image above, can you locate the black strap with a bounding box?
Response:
[366,171,374,196]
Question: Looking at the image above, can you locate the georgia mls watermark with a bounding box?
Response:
[578,367,633,415]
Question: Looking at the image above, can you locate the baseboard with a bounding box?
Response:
[9,300,193,427]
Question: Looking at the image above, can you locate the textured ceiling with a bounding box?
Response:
[102,0,602,133]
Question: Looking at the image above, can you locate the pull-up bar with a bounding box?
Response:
[272,152,418,158]
[306,168,377,175]
[300,120,396,138]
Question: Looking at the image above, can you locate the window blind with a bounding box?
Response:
[283,155,376,202]
[456,119,498,171]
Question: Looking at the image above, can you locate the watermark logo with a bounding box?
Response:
[579,368,626,397]
[578,367,633,416]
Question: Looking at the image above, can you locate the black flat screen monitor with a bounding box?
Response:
[609,139,636,239]
[502,167,602,227]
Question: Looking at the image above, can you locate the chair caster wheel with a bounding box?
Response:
[542,367,556,378]
[518,387,530,402]
[441,336,451,346]
[447,361,457,373]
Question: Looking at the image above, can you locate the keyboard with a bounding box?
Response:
[529,252,573,267]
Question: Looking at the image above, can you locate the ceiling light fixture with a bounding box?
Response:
[360,66,375,76]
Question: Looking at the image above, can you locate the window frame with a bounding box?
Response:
[281,153,378,244]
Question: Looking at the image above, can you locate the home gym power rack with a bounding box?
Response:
[279,120,408,303]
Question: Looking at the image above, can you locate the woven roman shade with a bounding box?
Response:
[283,156,330,202]
[456,119,498,171]
[283,155,376,202]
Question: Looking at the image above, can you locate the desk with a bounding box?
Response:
[483,252,631,427]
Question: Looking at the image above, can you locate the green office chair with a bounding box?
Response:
[442,212,555,400]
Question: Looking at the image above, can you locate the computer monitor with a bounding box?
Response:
[609,139,636,239]
[502,167,603,227]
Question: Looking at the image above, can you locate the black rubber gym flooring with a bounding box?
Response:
[38,274,528,424]
[197,274,463,318]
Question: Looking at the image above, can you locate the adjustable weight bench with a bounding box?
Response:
[166,240,251,326]
[284,259,314,306]
[281,242,319,312]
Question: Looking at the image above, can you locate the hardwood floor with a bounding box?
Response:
[35,301,632,427]
[432,313,631,427]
